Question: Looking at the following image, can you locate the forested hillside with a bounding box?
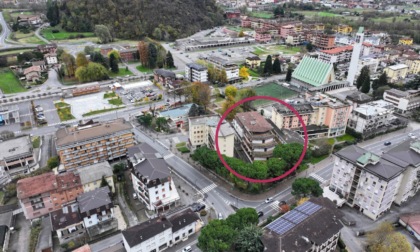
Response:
[58,0,224,40]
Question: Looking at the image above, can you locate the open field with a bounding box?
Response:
[296,11,338,17]
[0,69,26,94]
[0,49,33,56]
[249,12,274,19]
[11,31,46,45]
[253,45,302,57]
[41,27,95,40]
[252,83,298,107]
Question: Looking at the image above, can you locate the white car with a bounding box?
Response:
[218,213,223,220]
[182,246,192,252]
[265,197,273,203]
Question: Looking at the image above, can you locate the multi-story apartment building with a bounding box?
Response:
[312,34,336,50]
[0,105,20,125]
[404,56,420,74]
[272,93,351,139]
[55,119,134,170]
[328,140,420,220]
[285,32,305,46]
[245,56,261,68]
[254,30,272,43]
[233,111,277,162]
[280,25,294,38]
[334,24,353,34]
[122,208,202,252]
[205,56,240,84]
[318,45,353,64]
[0,135,37,176]
[188,115,235,157]
[185,63,208,83]
[76,161,115,193]
[154,69,176,87]
[347,100,394,135]
[261,198,343,252]
[17,172,84,220]
[384,64,409,83]
[128,143,180,212]
[383,89,420,113]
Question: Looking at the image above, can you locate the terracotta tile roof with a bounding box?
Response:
[320,45,353,55]
[17,172,57,199]
[72,244,91,252]
[23,65,41,75]
[235,111,273,133]
[56,172,82,192]
[400,213,420,235]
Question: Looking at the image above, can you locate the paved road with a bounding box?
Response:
[0,12,12,48]
[34,24,50,44]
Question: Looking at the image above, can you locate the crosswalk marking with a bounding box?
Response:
[198,183,217,195]
[269,200,280,211]
[163,153,174,159]
[309,173,326,184]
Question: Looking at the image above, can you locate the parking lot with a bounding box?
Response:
[33,97,61,126]
[117,85,163,104]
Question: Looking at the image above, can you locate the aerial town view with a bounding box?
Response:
[0,0,420,251]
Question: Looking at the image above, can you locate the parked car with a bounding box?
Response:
[182,246,192,252]
[265,197,273,203]
[257,211,264,218]
[191,203,205,212]
[35,105,43,112]
[133,193,138,199]
[342,217,356,226]
[384,141,392,146]
[218,213,223,220]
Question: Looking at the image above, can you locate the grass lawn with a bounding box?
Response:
[55,102,75,121]
[104,91,117,99]
[249,12,274,19]
[11,31,46,45]
[252,83,298,107]
[60,77,79,85]
[109,68,133,77]
[296,11,338,17]
[176,142,186,148]
[32,136,40,148]
[136,65,153,73]
[215,96,224,103]
[177,146,190,153]
[0,191,4,205]
[108,98,123,106]
[253,45,302,57]
[309,155,329,164]
[0,69,26,94]
[336,134,355,142]
[41,26,95,40]
[0,49,33,56]
[247,68,260,77]
[82,107,125,117]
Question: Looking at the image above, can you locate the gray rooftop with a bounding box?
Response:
[0,136,32,160]
[77,187,112,213]
[186,63,207,71]
[189,115,235,137]
[122,217,172,247]
[382,139,420,168]
[335,145,404,181]
[128,143,170,181]
[76,161,113,185]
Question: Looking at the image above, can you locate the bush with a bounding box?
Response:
[47,156,59,169]
[200,210,207,216]
[52,29,60,33]
[338,238,346,249]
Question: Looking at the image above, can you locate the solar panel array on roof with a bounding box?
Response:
[266,201,323,235]
[295,201,322,215]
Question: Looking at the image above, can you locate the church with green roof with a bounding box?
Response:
[291,56,349,92]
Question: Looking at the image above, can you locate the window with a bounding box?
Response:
[188,228,193,234]
[162,188,165,192]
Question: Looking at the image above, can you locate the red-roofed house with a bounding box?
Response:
[23,65,41,82]
[400,214,420,241]
[233,111,277,162]
[318,45,353,64]
[17,171,83,220]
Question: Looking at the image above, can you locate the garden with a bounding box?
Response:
[55,102,76,121]
[41,26,95,40]
[0,69,26,94]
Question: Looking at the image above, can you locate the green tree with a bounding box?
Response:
[138,113,153,127]
[90,52,108,68]
[109,54,119,73]
[76,62,109,82]
[46,0,60,26]
[148,43,158,68]
[234,225,264,252]
[152,27,163,40]
[190,82,211,111]
[285,67,293,82]
[406,74,420,90]
[267,158,287,177]
[357,66,370,91]
[155,117,168,132]
[291,178,323,198]
[188,104,206,117]
[165,51,175,68]
[226,208,259,230]
[221,95,240,120]
[367,222,411,252]
[84,45,95,55]
[238,30,245,37]
[225,85,238,98]
[372,72,388,90]
[373,85,391,99]
[107,50,121,61]
[220,69,228,84]
[197,220,236,252]
[47,156,59,169]
[238,88,257,111]
[306,42,314,52]
[95,25,113,44]
[263,55,273,75]
[273,143,304,167]
[272,58,281,74]
[76,53,89,68]
[61,52,76,77]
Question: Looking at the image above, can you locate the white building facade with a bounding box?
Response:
[185,63,208,83]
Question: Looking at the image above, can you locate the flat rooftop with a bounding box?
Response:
[0,136,32,159]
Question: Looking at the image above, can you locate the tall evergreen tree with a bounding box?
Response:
[263,55,273,75]
[46,0,60,26]
[372,72,388,90]
[109,54,119,73]
[272,58,281,74]
[138,41,148,67]
[285,67,293,82]
[165,51,175,68]
[356,66,370,90]
[148,43,158,68]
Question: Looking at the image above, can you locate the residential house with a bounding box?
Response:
[154,69,176,87]
[384,64,409,83]
[383,89,420,113]
[318,45,353,64]
[122,208,202,252]
[185,63,208,83]
[24,65,41,82]
[44,53,58,65]
[405,56,420,74]
[254,30,271,43]
[119,48,138,62]
[334,24,353,34]
[76,161,115,193]
[128,143,180,212]
[261,198,343,252]
[0,135,36,176]
[205,56,240,84]
[291,56,348,92]
[77,187,117,238]
[32,60,46,71]
[188,115,235,157]
[399,37,413,46]
[158,103,194,129]
[233,111,277,162]
[55,119,134,170]
[399,214,420,241]
[17,171,83,220]
[50,203,85,245]
[285,32,305,46]
[280,25,294,39]
[245,56,261,68]
[37,43,57,54]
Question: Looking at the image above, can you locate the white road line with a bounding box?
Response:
[163,153,175,159]
[198,183,217,194]
[269,200,279,211]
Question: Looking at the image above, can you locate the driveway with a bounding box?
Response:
[8,213,30,252]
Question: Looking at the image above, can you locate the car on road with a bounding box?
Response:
[384,141,392,146]
[191,203,205,212]
[133,193,138,199]
[218,213,223,220]
[258,211,264,218]
[409,133,416,139]
[265,197,273,203]
[182,246,192,252]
